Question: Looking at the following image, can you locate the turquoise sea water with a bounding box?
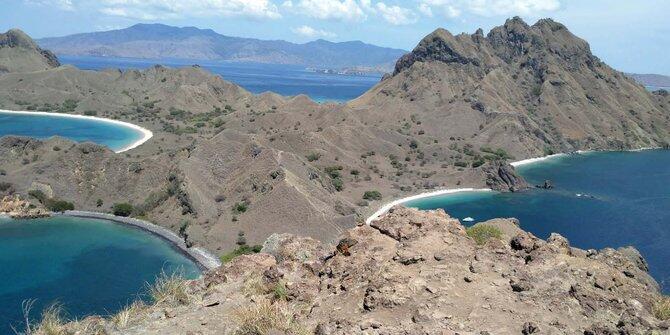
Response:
[407,150,670,292]
[0,216,200,334]
[0,111,144,152]
[59,55,382,103]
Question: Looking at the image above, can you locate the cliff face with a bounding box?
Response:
[0,29,59,73]
[51,207,668,334]
[352,17,670,159]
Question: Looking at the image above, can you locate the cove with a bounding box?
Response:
[0,215,200,334]
[0,110,152,153]
[404,150,670,292]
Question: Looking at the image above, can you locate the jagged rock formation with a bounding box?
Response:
[483,160,529,191]
[54,207,669,334]
[0,29,59,73]
[352,17,670,159]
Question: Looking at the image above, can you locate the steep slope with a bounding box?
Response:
[351,17,670,159]
[37,23,406,70]
[0,29,59,73]
[41,207,670,334]
[2,18,669,256]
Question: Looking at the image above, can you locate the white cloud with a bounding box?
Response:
[289,0,367,21]
[445,5,460,18]
[24,0,74,10]
[292,25,337,38]
[376,2,418,25]
[418,3,433,17]
[418,0,560,18]
[98,0,281,20]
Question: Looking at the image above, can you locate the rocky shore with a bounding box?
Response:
[0,195,49,219]
[54,207,669,334]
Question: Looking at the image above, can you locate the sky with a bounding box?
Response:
[1,0,669,75]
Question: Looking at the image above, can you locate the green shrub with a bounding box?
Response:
[96,199,103,207]
[454,161,468,168]
[653,297,670,320]
[305,153,321,162]
[113,203,134,217]
[466,225,503,245]
[84,110,97,116]
[28,189,47,202]
[362,190,382,201]
[220,245,263,264]
[331,178,344,191]
[324,166,343,179]
[472,157,486,168]
[273,281,288,301]
[233,202,248,214]
[48,200,74,212]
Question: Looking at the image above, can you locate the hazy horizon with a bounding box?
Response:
[2,0,669,75]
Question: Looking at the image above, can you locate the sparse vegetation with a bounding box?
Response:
[305,153,321,162]
[111,301,146,329]
[22,302,67,335]
[273,281,288,301]
[112,203,134,217]
[148,271,190,307]
[466,225,503,245]
[220,244,263,264]
[653,296,670,320]
[362,190,382,201]
[232,299,308,335]
[28,190,74,212]
[480,147,514,160]
[49,200,75,212]
[233,202,248,214]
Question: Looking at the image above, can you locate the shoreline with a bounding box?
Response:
[365,147,665,224]
[0,109,153,153]
[365,188,493,225]
[53,210,221,272]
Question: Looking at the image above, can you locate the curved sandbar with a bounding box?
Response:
[0,109,153,153]
[53,210,221,271]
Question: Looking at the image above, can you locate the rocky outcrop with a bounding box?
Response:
[0,195,49,219]
[0,29,59,73]
[483,160,529,192]
[72,207,667,334]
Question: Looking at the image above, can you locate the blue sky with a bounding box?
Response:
[2,0,669,75]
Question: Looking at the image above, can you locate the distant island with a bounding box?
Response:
[37,23,405,71]
[627,73,670,88]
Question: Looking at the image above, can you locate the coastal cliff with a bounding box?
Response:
[42,207,669,334]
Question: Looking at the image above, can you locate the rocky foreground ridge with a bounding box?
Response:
[48,207,669,334]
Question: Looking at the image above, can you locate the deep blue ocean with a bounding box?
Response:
[0,111,144,152]
[407,150,670,292]
[59,55,382,103]
[0,216,199,334]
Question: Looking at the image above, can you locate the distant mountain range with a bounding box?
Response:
[627,73,670,88]
[37,23,406,72]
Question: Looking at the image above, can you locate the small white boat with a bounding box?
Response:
[463,217,475,222]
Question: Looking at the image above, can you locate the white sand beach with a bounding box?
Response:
[0,109,153,153]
